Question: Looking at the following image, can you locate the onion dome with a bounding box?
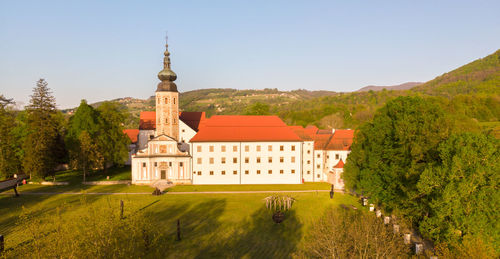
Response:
[156,42,178,92]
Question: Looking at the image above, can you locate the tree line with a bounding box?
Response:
[343,96,499,256]
[0,79,130,181]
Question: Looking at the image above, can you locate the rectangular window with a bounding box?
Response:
[245,170,249,175]
[307,150,310,154]
[291,157,296,163]
[197,158,202,164]
[268,157,272,163]
[257,145,261,152]
[173,98,176,104]
[197,146,202,152]
[169,162,172,167]
[257,170,261,174]
[180,162,183,167]
[317,174,320,178]
[268,170,272,174]
[233,170,237,175]
[291,170,295,174]
[245,145,249,152]
[307,160,310,164]
[221,145,226,152]
[154,162,157,167]
[317,154,320,158]
[280,145,284,151]
[142,162,146,167]
[257,157,261,163]
[209,146,214,152]
[233,145,238,152]
[245,157,249,163]
[198,171,202,175]
[280,157,284,163]
[268,145,272,151]
[336,154,340,159]
[221,171,226,175]
[291,145,295,151]
[233,157,237,163]
[307,171,310,174]
[210,158,214,164]
[327,155,330,159]
[221,157,226,164]
[210,171,214,175]
[280,170,284,174]
[317,164,320,169]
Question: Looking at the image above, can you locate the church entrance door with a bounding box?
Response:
[161,170,166,180]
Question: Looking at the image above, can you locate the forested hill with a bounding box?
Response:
[412,49,500,96]
[71,49,499,136]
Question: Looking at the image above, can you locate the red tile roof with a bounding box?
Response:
[313,133,333,150]
[325,129,354,151]
[288,126,314,141]
[333,159,344,169]
[123,129,139,143]
[139,111,156,130]
[304,125,319,137]
[190,115,302,142]
[139,111,206,131]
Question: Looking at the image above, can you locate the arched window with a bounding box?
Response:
[165,118,168,124]
[173,98,176,104]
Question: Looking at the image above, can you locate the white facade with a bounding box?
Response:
[191,142,302,184]
[179,120,197,143]
[302,141,315,182]
[132,135,191,184]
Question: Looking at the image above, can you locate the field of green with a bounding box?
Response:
[0,187,361,258]
[167,182,331,192]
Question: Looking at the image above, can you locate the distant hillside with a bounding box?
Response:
[357,82,422,92]
[413,49,500,97]
[62,50,499,136]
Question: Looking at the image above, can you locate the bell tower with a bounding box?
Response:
[155,37,179,140]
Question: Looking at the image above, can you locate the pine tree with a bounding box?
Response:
[0,95,20,179]
[23,79,60,179]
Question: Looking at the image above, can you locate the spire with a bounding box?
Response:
[157,34,178,92]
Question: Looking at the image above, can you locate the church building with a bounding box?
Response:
[127,41,353,188]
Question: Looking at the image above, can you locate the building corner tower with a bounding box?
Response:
[155,40,179,140]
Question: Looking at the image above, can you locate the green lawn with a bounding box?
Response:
[0,190,361,258]
[43,166,132,183]
[167,182,331,192]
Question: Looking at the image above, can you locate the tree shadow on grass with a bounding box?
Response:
[195,207,303,259]
[145,198,228,257]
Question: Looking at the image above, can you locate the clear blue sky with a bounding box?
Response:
[1,0,499,108]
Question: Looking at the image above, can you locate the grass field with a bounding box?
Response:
[0,186,361,258]
[43,166,132,183]
[167,182,331,192]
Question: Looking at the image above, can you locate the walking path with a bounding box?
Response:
[0,189,340,195]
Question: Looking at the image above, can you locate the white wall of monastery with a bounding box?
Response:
[179,120,197,143]
[191,142,302,184]
[302,141,315,182]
